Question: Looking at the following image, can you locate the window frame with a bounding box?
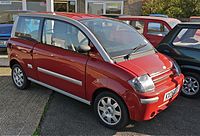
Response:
[15,16,44,42]
[129,20,145,34]
[41,18,91,53]
[147,22,169,36]
[85,0,124,15]
[54,0,77,13]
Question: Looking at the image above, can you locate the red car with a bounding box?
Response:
[190,16,200,22]
[118,16,181,47]
[7,12,184,129]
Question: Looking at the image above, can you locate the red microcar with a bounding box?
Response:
[7,12,184,129]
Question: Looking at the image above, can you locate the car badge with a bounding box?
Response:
[163,66,167,69]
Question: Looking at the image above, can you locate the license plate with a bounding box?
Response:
[164,85,180,102]
[0,41,6,46]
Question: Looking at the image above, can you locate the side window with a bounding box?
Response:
[42,19,89,52]
[147,22,169,36]
[130,21,144,34]
[15,17,41,41]
[173,28,200,49]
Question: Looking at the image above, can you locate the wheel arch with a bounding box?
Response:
[10,59,21,68]
[91,87,130,117]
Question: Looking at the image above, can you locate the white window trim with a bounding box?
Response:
[85,0,124,15]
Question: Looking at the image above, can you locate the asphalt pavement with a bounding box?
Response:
[1,53,200,135]
[0,55,9,67]
[0,68,52,135]
[40,92,200,135]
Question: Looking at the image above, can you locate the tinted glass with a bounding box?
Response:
[81,19,154,58]
[42,19,89,52]
[173,28,200,49]
[15,17,41,41]
[148,22,169,36]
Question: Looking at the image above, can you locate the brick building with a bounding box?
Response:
[0,0,142,16]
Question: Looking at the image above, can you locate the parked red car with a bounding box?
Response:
[190,16,200,22]
[118,16,181,47]
[7,12,184,129]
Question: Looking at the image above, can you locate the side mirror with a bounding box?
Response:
[78,44,91,53]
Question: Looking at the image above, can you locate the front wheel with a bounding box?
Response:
[12,64,30,90]
[181,72,200,98]
[94,92,129,129]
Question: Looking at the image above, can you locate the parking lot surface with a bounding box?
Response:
[40,92,200,135]
[0,67,52,135]
[1,67,200,135]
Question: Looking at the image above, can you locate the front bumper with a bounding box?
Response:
[126,74,184,121]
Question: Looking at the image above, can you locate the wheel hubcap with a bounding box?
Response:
[97,97,121,125]
[182,76,199,96]
[13,67,24,87]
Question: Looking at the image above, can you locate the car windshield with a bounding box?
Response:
[81,18,154,58]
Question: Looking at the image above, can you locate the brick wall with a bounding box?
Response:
[124,0,142,15]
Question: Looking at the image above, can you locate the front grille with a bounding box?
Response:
[151,69,174,85]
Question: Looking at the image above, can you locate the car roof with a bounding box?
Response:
[190,16,200,19]
[119,16,180,22]
[24,12,106,21]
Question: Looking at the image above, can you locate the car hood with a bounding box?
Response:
[117,53,173,77]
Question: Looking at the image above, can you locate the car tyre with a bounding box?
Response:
[12,64,30,90]
[94,92,129,129]
[181,72,200,98]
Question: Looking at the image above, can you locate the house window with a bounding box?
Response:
[106,2,122,15]
[54,0,77,12]
[0,0,22,11]
[86,0,124,15]
[27,0,46,11]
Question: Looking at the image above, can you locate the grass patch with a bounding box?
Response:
[32,92,54,136]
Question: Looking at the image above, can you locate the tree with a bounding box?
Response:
[142,0,200,18]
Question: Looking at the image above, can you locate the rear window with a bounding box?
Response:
[173,28,200,49]
[0,25,12,35]
[147,22,169,36]
[15,16,42,41]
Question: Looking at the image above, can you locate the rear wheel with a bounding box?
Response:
[181,72,200,98]
[12,64,30,90]
[94,92,129,129]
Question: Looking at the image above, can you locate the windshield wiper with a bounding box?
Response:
[124,43,147,60]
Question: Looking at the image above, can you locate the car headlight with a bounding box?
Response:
[128,74,155,93]
[173,61,181,76]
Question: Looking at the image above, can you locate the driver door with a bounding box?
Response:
[33,19,89,98]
